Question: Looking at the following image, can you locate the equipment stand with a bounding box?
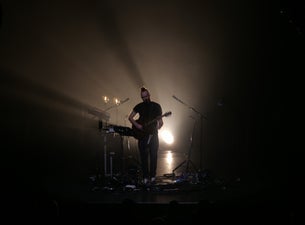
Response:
[104,133,108,176]
[118,132,142,186]
[102,126,114,177]
[109,151,115,178]
[172,95,207,171]
[172,117,197,176]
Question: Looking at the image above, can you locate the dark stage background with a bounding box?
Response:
[0,0,295,223]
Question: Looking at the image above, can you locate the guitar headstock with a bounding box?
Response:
[164,111,172,117]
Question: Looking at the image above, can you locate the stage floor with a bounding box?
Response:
[40,173,293,225]
[4,149,295,224]
[4,170,294,225]
[71,173,263,205]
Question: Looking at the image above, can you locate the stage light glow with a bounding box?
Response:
[103,96,110,103]
[113,98,120,105]
[166,151,173,165]
[160,129,174,145]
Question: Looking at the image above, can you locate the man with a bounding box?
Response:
[128,87,163,185]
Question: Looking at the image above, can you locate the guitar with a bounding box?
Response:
[132,111,172,140]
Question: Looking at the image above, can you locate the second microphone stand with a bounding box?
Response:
[172,95,207,176]
[172,117,198,176]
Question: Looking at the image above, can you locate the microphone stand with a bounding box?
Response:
[189,107,207,171]
[172,116,198,177]
[172,95,207,173]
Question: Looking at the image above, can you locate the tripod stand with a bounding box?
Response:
[172,117,198,176]
[172,95,207,171]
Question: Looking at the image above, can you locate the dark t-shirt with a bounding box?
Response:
[133,101,162,134]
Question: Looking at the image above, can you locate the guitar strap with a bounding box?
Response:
[147,134,153,145]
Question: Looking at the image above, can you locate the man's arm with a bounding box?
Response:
[157,118,163,129]
[128,110,143,130]
[157,105,163,129]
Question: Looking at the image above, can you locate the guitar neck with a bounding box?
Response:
[145,115,164,126]
[133,111,171,139]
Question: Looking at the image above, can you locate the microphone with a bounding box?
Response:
[172,95,185,105]
[120,98,130,104]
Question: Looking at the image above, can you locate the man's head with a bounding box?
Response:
[141,87,150,102]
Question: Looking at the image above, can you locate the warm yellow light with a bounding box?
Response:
[160,130,174,145]
[166,151,173,164]
[103,96,110,103]
[114,98,120,105]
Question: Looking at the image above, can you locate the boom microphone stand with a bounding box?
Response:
[172,95,207,172]
[172,116,198,175]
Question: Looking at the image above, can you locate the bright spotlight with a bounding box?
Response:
[160,130,174,145]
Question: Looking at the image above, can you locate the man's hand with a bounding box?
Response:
[135,123,143,130]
